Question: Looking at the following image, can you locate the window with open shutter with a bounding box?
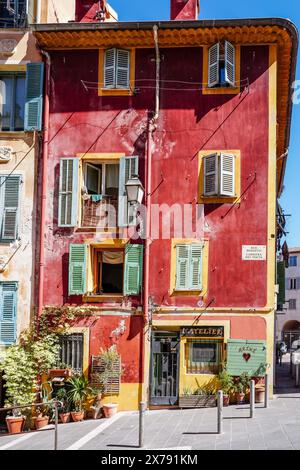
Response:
[208,43,220,88]
[24,63,44,131]
[69,244,87,296]
[203,154,218,196]
[225,41,236,87]
[58,158,79,227]
[116,49,130,89]
[0,283,17,345]
[220,153,235,197]
[0,175,21,242]
[118,156,138,227]
[124,244,143,295]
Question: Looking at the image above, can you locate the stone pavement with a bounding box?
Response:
[1,395,300,450]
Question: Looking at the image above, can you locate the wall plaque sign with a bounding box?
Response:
[242,245,266,261]
[0,146,12,162]
[0,39,17,55]
[181,326,224,338]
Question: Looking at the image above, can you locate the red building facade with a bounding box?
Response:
[33,2,297,409]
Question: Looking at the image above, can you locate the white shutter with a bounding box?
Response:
[176,245,190,290]
[225,41,236,87]
[116,49,130,89]
[104,48,116,89]
[190,244,203,290]
[208,43,220,88]
[118,156,138,227]
[220,153,235,197]
[204,154,218,196]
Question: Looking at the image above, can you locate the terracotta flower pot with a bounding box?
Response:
[236,393,245,405]
[35,416,49,430]
[102,403,118,418]
[71,411,84,422]
[59,412,71,424]
[223,395,230,407]
[6,416,25,435]
[255,387,265,404]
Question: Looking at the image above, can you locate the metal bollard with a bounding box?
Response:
[264,374,269,409]
[139,402,146,448]
[250,380,255,418]
[296,364,300,387]
[217,390,223,434]
[54,401,59,451]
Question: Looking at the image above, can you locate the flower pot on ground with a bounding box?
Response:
[35,415,50,430]
[218,365,234,406]
[255,386,265,404]
[234,380,246,405]
[66,375,92,422]
[56,386,71,424]
[6,415,25,435]
[102,403,118,418]
[59,412,71,423]
[71,411,85,422]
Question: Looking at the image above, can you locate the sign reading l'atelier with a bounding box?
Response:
[181,326,224,338]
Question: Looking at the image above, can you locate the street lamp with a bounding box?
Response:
[125,174,145,205]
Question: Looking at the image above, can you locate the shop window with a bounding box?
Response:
[59,333,83,374]
[185,339,222,374]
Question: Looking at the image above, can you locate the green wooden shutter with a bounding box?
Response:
[68,244,87,295]
[124,244,143,295]
[277,261,285,305]
[58,158,79,227]
[227,340,267,377]
[0,176,21,241]
[24,63,44,131]
[118,156,139,227]
[190,244,203,290]
[0,283,17,345]
[176,245,190,290]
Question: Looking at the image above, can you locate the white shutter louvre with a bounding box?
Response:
[225,41,236,87]
[116,49,130,89]
[118,156,138,227]
[1,176,20,241]
[104,48,116,88]
[204,154,218,196]
[208,43,220,88]
[176,245,190,290]
[220,153,235,197]
[190,244,203,290]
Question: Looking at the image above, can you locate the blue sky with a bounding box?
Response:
[111,0,300,247]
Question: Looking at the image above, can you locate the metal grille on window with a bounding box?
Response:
[59,334,84,374]
[186,340,222,374]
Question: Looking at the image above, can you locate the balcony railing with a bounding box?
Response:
[0,2,28,28]
[81,195,118,228]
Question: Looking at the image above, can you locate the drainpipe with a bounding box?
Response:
[37,50,50,321]
[144,25,160,323]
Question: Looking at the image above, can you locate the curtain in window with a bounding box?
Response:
[102,251,124,265]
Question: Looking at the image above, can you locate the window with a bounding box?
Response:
[290,278,297,290]
[203,153,236,197]
[0,282,17,346]
[175,244,203,291]
[104,48,130,89]
[59,334,83,374]
[289,256,298,267]
[289,299,297,310]
[68,243,143,297]
[185,340,222,374]
[0,1,27,28]
[0,74,25,131]
[0,63,44,133]
[58,155,139,229]
[208,41,236,88]
[0,175,21,242]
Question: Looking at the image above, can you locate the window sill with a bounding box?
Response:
[83,294,124,303]
[199,195,238,204]
[202,85,240,95]
[98,88,133,97]
[170,289,203,297]
[0,131,31,138]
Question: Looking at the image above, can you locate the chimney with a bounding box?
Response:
[171,0,200,21]
[75,1,118,23]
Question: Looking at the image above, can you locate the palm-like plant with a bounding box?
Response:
[66,376,92,412]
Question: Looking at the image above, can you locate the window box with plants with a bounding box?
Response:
[49,363,73,380]
[179,387,217,409]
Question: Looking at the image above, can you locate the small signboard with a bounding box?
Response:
[180,326,224,338]
[242,245,266,261]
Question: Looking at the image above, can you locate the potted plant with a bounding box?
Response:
[97,346,121,418]
[234,381,245,405]
[218,366,234,406]
[34,406,50,430]
[6,403,25,435]
[56,387,71,423]
[89,387,104,420]
[67,375,92,422]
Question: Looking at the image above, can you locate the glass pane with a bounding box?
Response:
[14,76,25,131]
[86,164,101,195]
[105,164,119,197]
[0,77,13,131]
